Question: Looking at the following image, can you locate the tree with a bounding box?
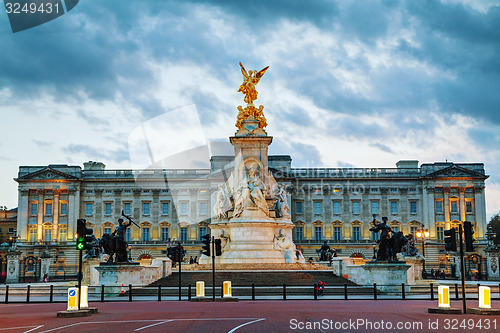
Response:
[489,213,500,246]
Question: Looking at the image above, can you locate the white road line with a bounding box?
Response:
[227,318,266,333]
[38,323,83,333]
[134,320,174,331]
[0,326,41,332]
[22,325,44,333]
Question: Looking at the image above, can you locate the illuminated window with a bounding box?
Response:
[29,228,37,242]
[58,228,67,242]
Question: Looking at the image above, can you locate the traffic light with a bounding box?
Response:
[76,219,93,251]
[215,238,222,256]
[444,228,457,252]
[175,244,185,263]
[463,221,475,252]
[201,234,211,256]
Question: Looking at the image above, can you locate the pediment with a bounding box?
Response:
[422,165,487,180]
[18,167,79,181]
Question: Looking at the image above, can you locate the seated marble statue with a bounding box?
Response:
[233,165,268,217]
[214,184,232,218]
[274,184,291,219]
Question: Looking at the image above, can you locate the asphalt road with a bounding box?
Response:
[0,300,499,333]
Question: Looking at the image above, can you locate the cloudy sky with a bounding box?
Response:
[0,0,499,219]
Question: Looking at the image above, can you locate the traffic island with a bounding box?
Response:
[467,308,500,315]
[57,309,92,318]
[191,298,239,302]
[427,307,462,314]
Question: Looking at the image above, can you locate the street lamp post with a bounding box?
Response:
[416,226,430,277]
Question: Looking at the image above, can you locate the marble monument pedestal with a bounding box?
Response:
[201,207,296,264]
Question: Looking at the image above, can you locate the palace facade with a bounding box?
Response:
[4,156,489,282]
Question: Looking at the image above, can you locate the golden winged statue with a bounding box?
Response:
[237,62,269,105]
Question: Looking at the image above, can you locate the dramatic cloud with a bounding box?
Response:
[0,0,499,219]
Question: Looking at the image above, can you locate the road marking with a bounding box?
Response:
[23,325,44,333]
[134,320,174,331]
[0,326,42,332]
[227,318,266,333]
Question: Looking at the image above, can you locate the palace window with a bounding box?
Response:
[466,201,473,213]
[125,228,131,242]
[199,227,207,241]
[199,202,207,215]
[143,202,150,215]
[85,203,93,216]
[142,227,150,242]
[180,227,188,241]
[45,203,52,216]
[58,228,67,242]
[124,190,131,194]
[295,226,303,240]
[104,202,112,215]
[44,229,51,242]
[391,201,398,215]
[352,226,361,241]
[161,227,169,242]
[123,202,131,215]
[86,190,93,194]
[371,201,379,215]
[30,203,37,216]
[435,201,443,214]
[437,226,444,241]
[181,202,188,215]
[392,226,399,233]
[29,228,37,242]
[296,201,303,215]
[372,229,380,240]
[333,227,342,241]
[333,201,341,215]
[410,226,418,236]
[410,201,417,214]
[450,200,458,214]
[162,202,169,215]
[60,203,67,216]
[314,226,323,240]
[314,201,322,215]
[104,228,112,235]
[352,201,360,215]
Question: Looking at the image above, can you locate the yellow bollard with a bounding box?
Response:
[196,281,205,298]
[479,286,491,309]
[67,288,78,311]
[223,281,232,298]
[438,286,450,308]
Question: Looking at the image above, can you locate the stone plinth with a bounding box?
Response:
[95,258,172,295]
[204,219,295,264]
[82,258,101,285]
[6,252,21,284]
[332,258,410,293]
[403,256,424,285]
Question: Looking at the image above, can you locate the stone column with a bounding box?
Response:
[17,189,29,241]
[459,186,466,222]
[37,190,44,241]
[6,252,21,284]
[67,188,79,241]
[52,191,59,242]
[474,185,487,239]
[443,187,450,229]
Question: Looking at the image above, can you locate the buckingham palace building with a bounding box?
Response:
[4,154,490,282]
